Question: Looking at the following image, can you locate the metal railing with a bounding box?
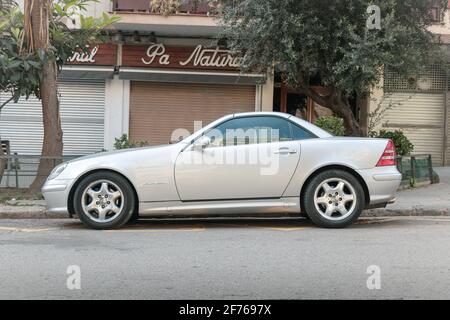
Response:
[396,154,434,185]
[1,140,9,155]
[0,154,81,189]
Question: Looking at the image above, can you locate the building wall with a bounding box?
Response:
[428,10,450,36]
[446,89,450,165]
[261,71,275,112]
[104,78,130,150]
[368,67,449,166]
[368,76,384,133]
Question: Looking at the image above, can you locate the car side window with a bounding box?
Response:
[290,123,316,140]
[204,116,292,147]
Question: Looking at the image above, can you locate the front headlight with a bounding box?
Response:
[47,163,68,180]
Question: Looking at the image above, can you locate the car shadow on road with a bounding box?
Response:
[137,217,312,229]
[120,217,396,231]
[58,216,400,231]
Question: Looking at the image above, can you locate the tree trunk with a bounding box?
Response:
[29,60,63,193]
[28,0,64,193]
[331,98,363,136]
[296,83,364,136]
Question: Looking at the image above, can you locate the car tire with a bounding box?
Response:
[127,210,140,224]
[73,171,136,230]
[302,169,365,228]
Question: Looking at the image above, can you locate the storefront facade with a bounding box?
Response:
[0,39,273,156]
[118,42,267,146]
[369,65,449,166]
[0,43,117,156]
[0,79,107,156]
[4,0,449,167]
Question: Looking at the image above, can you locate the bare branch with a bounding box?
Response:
[0,95,14,111]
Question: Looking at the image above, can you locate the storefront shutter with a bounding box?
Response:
[0,79,105,156]
[129,82,256,145]
[381,92,445,166]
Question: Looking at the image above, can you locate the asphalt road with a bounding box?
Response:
[1,216,450,300]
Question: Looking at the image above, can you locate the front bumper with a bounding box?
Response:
[41,179,74,215]
[357,166,402,207]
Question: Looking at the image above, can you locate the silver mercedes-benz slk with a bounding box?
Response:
[42,112,401,229]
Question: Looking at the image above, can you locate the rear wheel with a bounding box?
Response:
[74,171,136,230]
[302,169,364,228]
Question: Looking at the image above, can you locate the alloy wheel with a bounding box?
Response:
[313,178,357,221]
[81,179,124,223]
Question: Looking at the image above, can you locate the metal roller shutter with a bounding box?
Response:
[381,93,445,165]
[446,91,450,166]
[129,82,256,145]
[0,79,105,156]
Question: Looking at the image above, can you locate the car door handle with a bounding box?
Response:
[274,147,298,155]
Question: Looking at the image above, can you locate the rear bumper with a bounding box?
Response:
[41,179,73,215]
[357,166,402,207]
[373,173,402,181]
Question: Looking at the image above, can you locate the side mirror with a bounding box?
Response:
[193,136,211,151]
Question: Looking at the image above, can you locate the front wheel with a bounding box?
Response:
[73,171,136,230]
[302,170,365,228]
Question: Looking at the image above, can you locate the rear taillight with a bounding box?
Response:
[376,140,396,166]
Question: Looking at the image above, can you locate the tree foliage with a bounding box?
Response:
[0,0,119,109]
[315,116,346,136]
[370,129,414,156]
[220,0,447,135]
[0,4,42,106]
[114,134,149,150]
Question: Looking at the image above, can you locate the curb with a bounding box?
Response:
[0,206,67,219]
[0,206,449,219]
[362,208,450,217]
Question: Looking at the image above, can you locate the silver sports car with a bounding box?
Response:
[42,112,401,229]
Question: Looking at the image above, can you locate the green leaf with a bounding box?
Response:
[27,60,42,69]
[7,60,21,68]
[63,0,79,12]
[23,60,30,71]
[53,3,64,16]
[37,49,46,61]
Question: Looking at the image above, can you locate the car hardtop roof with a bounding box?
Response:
[232,111,291,119]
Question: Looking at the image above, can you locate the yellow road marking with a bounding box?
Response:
[104,225,311,233]
[0,226,57,233]
[104,227,205,233]
[259,226,310,231]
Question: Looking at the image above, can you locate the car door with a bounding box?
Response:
[174,115,302,201]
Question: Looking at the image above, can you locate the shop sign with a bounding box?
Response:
[67,43,117,66]
[122,43,242,71]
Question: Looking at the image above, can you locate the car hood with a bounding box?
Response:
[55,142,191,181]
[67,144,179,164]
